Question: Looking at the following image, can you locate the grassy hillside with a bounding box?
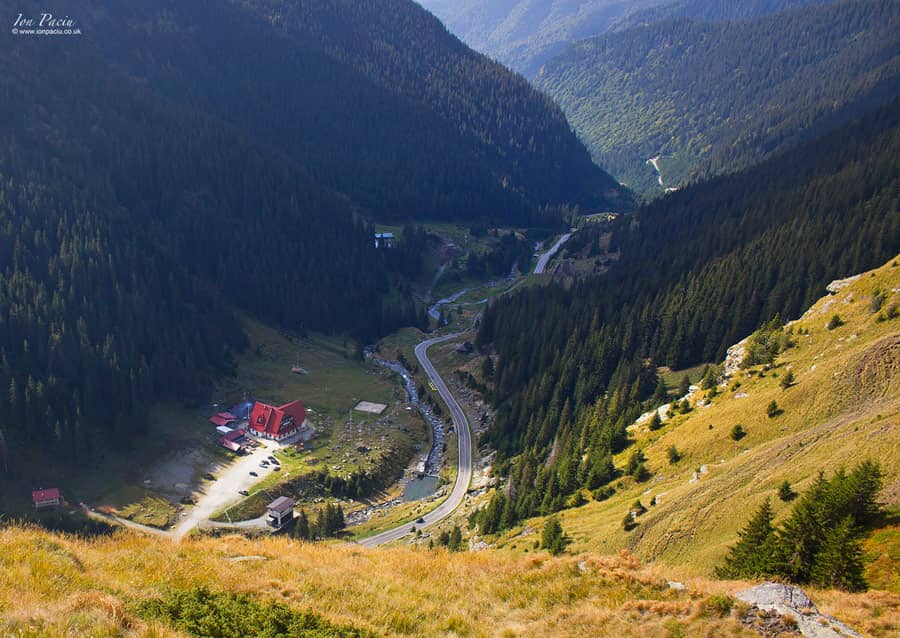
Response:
[495,256,900,582]
[2,525,897,637]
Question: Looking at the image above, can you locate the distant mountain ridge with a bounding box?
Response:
[416,0,829,77]
[535,0,900,195]
[416,0,670,77]
[614,0,832,29]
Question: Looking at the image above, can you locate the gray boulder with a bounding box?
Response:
[735,582,861,638]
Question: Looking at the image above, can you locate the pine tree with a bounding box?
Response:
[314,509,328,540]
[541,517,567,555]
[778,480,795,502]
[780,369,795,389]
[482,356,495,381]
[678,374,691,397]
[294,510,310,540]
[648,412,663,431]
[810,517,866,592]
[448,525,463,552]
[626,449,646,475]
[667,445,681,464]
[632,463,651,482]
[716,498,776,578]
[775,473,830,583]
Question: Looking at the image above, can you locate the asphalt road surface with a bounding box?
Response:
[359,332,473,547]
[534,232,572,274]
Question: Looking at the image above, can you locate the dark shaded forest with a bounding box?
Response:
[0,0,628,467]
[75,0,629,222]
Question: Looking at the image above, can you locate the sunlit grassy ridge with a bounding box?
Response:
[4,523,899,637]
[0,524,866,637]
[492,256,900,583]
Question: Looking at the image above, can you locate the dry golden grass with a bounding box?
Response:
[0,525,787,638]
[4,525,895,636]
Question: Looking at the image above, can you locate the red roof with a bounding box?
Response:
[219,439,242,452]
[249,400,307,437]
[32,488,61,503]
[210,412,238,427]
[221,429,246,442]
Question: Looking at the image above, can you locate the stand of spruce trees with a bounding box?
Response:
[716,461,883,592]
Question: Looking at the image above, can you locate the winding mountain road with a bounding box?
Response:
[359,332,473,547]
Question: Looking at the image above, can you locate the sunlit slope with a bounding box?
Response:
[519,256,900,574]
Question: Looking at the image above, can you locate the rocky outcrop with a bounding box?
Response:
[735,583,861,638]
[826,275,862,295]
[724,338,747,378]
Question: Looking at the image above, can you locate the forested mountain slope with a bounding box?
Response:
[616,0,832,29]
[76,0,628,220]
[0,0,626,468]
[535,0,900,195]
[417,0,669,77]
[0,29,391,463]
[473,102,900,537]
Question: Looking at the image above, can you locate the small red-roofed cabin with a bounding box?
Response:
[249,400,307,441]
[210,412,237,427]
[218,429,248,453]
[32,488,62,510]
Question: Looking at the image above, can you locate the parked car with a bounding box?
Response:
[272,466,281,472]
[238,490,249,496]
[249,471,258,477]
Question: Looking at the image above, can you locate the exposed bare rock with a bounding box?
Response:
[826,275,862,294]
[735,583,861,638]
[725,339,747,377]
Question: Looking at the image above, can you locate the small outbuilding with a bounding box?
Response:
[32,488,62,510]
[210,412,238,428]
[267,496,295,529]
[218,428,248,453]
[374,232,395,248]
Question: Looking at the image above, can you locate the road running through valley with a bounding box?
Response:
[534,232,572,274]
[359,332,473,547]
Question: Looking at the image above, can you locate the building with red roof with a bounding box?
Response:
[248,400,307,441]
[209,412,238,427]
[32,488,62,509]
[218,428,248,453]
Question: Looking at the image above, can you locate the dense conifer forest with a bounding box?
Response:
[535,0,900,195]
[0,0,621,466]
[417,0,668,77]
[473,103,900,536]
[615,0,830,29]
[75,0,628,222]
